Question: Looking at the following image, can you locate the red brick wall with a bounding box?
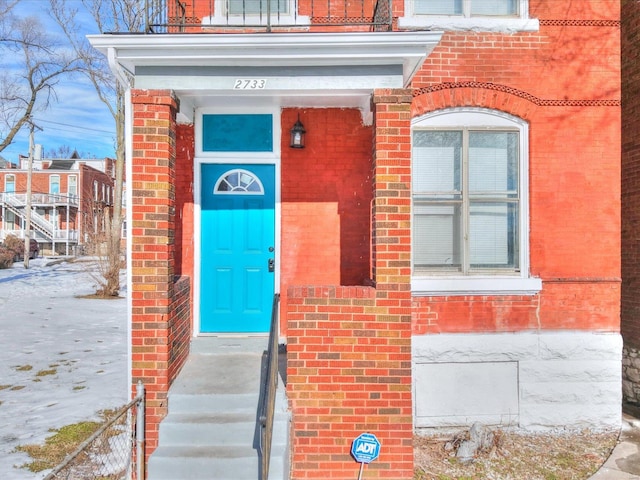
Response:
[622,0,640,349]
[174,124,195,280]
[189,0,379,32]
[281,108,372,287]
[0,171,76,195]
[280,108,373,331]
[287,90,414,480]
[410,2,621,336]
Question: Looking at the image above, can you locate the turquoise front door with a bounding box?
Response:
[200,164,275,333]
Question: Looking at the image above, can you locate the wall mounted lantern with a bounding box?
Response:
[290,115,306,148]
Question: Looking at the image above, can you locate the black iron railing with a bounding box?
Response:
[145,0,393,33]
[259,293,280,480]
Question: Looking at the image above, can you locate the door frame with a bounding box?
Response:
[193,105,282,336]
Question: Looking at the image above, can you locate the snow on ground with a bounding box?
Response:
[0,257,127,479]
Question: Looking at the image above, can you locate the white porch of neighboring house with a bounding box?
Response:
[0,191,79,255]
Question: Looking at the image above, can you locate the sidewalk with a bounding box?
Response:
[589,406,640,479]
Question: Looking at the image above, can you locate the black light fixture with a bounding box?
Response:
[290,114,306,148]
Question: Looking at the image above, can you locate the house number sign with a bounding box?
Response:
[233,79,267,89]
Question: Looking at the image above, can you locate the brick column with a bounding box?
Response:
[130,89,178,457]
[370,88,414,478]
[286,89,414,479]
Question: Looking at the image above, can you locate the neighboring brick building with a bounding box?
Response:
[622,0,640,405]
[0,154,115,255]
[90,1,621,478]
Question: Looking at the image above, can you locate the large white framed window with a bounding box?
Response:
[411,108,540,295]
[399,0,538,31]
[203,0,309,27]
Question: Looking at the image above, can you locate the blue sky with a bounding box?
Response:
[1,0,117,163]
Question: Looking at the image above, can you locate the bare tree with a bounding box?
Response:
[0,4,81,153]
[50,0,143,297]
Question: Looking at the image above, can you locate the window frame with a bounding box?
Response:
[5,209,15,230]
[5,174,15,193]
[411,108,541,296]
[399,0,539,32]
[49,175,60,196]
[68,175,77,198]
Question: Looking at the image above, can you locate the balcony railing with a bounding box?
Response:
[1,192,79,208]
[145,0,392,33]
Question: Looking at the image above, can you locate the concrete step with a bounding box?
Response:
[147,446,258,480]
[168,392,259,414]
[158,412,259,447]
[147,445,287,480]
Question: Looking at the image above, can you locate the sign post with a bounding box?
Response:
[351,433,381,480]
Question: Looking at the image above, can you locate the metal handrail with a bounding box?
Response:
[259,293,281,480]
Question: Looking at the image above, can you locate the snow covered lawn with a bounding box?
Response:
[0,257,127,479]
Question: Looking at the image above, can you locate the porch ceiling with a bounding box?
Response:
[88,31,443,122]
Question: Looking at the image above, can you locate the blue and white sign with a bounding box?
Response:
[351,433,381,464]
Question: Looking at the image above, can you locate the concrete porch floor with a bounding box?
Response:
[172,336,271,395]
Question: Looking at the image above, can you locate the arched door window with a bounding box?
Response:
[213,169,264,195]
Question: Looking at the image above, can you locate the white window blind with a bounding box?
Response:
[472,0,516,15]
[413,0,516,16]
[412,127,519,274]
[414,0,462,15]
[228,0,289,15]
[413,146,459,192]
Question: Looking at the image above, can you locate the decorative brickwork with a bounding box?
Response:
[413,82,620,108]
[287,89,414,480]
[539,19,620,27]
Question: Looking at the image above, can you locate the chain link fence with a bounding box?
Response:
[44,383,145,480]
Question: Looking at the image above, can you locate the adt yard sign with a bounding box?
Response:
[351,433,381,464]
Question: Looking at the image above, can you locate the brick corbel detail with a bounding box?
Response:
[130,89,178,458]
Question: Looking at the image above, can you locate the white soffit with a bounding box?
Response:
[87,31,444,88]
